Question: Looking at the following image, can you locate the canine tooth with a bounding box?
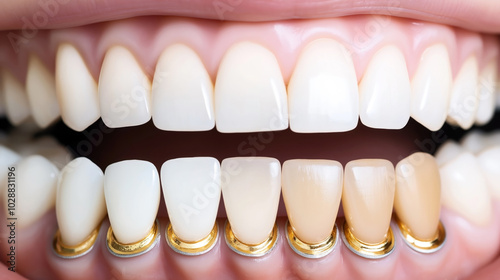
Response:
[439,151,491,226]
[395,153,441,240]
[287,39,358,132]
[447,56,479,129]
[152,44,215,131]
[221,157,281,245]
[56,44,100,132]
[104,160,160,244]
[342,159,395,244]
[26,55,60,128]
[477,146,500,200]
[0,146,21,200]
[99,46,152,128]
[215,42,288,133]
[2,69,30,125]
[282,159,342,244]
[410,45,452,131]
[56,157,106,246]
[435,140,464,166]
[475,61,497,125]
[359,45,411,129]
[161,157,220,242]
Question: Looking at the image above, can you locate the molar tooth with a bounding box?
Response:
[410,44,452,131]
[287,39,358,133]
[26,54,60,128]
[99,46,152,128]
[477,146,500,200]
[56,44,100,132]
[215,42,288,133]
[447,56,480,129]
[2,69,31,125]
[475,60,497,125]
[152,44,215,131]
[359,45,411,129]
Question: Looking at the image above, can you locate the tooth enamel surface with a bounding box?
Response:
[477,146,500,200]
[395,153,441,240]
[282,159,343,244]
[287,39,358,133]
[152,44,215,131]
[439,151,492,226]
[475,61,497,125]
[2,69,31,126]
[221,157,281,245]
[161,157,221,242]
[99,46,152,128]
[447,56,480,129]
[435,140,464,166]
[11,155,59,228]
[56,157,106,246]
[56,44,100,132]
[460,130,486,154]
[26,55,60,128]
[104,160,160,244]
[0,146,20,200]
[215,42,288,133]
[359,45,411,129]
[410,44,452,131]
[342,159,395,244]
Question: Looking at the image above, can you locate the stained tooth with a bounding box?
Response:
[152,44,215,131]
[410,45,452,131]
[56,44,100,132]
[359,45,411,129]
[56,157,106,247]
[2,69,31,125]
[104,160,160,244]
[475,61,497,125]
[477,146,500,200]
[447,56,480,129]
[287,39,358,133]
[282,160,342,244]
[0,146,21,200]
[26,55,60,128]
[435,140,464,166]
[99,46,152,128]
[215,42,288,133]
[221,157,281,245]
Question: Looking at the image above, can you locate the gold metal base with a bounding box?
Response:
[106,220,160,258]
[166,222,218,256]
[341,220,395,259]
[53,228,99,259]
[285,220,338,259]
[224,221,278,257]
[396,218,446,253]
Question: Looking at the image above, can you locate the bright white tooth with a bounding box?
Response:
[215,42,288,133]
[221,157,281,245]
[26,55,60,128]
[359,45,411,129]
[410,44,452,131]
[161,157,220,242]
[8,155,59,228]
[439,152,491,226]
[3,69,31,125]
[435,140,464,166]
[0,146,21,201]
[152,44,215,131]
[56,44,100,132]
[477,146,500,200]
[99,46,152,128]
[104,160,160,244]
[447,56,479,129]
[475,61,497,125]
[56,157,106,246]
[460,130,486,154]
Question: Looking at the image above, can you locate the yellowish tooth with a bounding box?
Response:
[2,69,31,125]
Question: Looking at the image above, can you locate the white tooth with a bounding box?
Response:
[56,157,106,246]
[161,157,221,242]
[287,39,358,133]
[104,160,160,244]
[215,42,288,133]
[152,44,215,131]
[447,56,479,129]
[483,131,500,149]
[435,140,464,166]
[2,69,31,125]
[475,60,497,125]
[26,55,60,128]
[410,44,452,131]
[477,146,500,200]
[460,130,486,154]
[359,45,411,129]
[221,157,281,245]
[56,44,100,132]
[439,152,491,226]
[0,146,21,201]
[99,46,152,128]
[8,155,59,228]
[12,136,72,169]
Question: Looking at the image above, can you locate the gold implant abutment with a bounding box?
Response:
[286,220,338,258]
[166,222,219,256]
[106,220,160,258]
[396,218,446,253]
[53,227,100,259]
[341,220,395,259]
[224,221,278,257]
